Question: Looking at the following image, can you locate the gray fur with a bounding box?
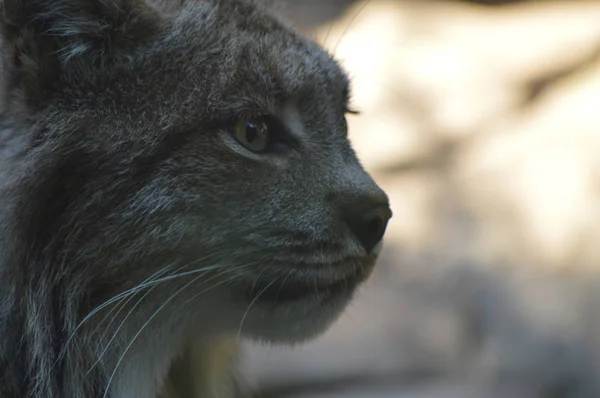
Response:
[0,0,389,397]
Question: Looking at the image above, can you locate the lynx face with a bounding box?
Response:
[0,0,391,395]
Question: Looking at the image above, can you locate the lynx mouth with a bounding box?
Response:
[245,267,369,304]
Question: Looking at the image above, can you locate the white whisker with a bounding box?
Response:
[93,262,179,340]
[56,249,225,369]
[102,266,250,398]
[88,263,234,373]
[250,264,269,293]
[177,262,258,310]
[236,275,282,342]
[274,268,294,303]
[53,261,177,368]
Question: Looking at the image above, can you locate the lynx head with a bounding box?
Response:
[0,0,391,356]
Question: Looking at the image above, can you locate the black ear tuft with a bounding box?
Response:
[0,0,160,106]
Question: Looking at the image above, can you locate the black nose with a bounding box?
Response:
[343,200,392,253]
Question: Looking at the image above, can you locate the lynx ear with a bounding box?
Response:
[0,0,160,106]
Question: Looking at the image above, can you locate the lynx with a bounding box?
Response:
[0,0,391,396]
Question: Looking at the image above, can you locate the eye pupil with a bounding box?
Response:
[246,123,259,143]
[234,118,271,152]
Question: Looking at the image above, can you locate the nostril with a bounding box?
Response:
[348,204,392,254]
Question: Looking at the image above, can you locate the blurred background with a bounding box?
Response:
[243,1,600,397]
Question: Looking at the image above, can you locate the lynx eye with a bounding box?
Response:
[234,118,270,152]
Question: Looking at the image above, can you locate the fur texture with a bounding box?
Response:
[0,0,390,397]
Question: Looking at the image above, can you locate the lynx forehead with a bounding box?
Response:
[0,0,391,397]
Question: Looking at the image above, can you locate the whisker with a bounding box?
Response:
[88,263,235,373]
[86,283,158,375]
[314,272,321,301]
[331,0,373,57]
[250,264,270,293]
[236,275,282,342]
[177,262,259,309]
[274,268,294,303]
[56,248,227,369]
[321,19,335,49]
[53,261,178,368]
[92,262,179,340]
[102,266,251,398]
[102,273,207,397]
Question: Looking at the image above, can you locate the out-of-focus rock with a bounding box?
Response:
[457,59,600,272]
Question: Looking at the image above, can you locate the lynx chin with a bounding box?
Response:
[0,0,392,397]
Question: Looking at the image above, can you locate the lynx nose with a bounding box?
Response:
[343,199,392,254]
